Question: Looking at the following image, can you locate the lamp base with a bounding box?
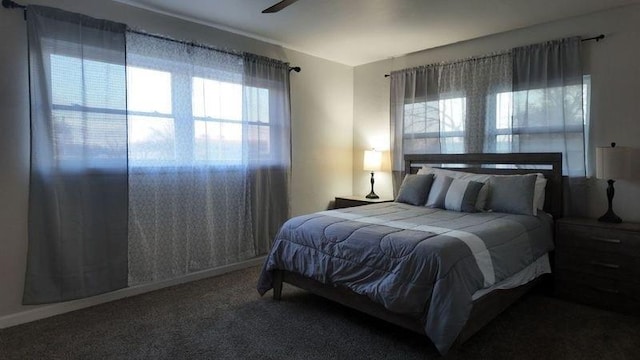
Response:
[598,209,622,223]
[365,191,379,199]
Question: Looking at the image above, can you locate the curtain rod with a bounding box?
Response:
[2,0,301,73]
[128,30,301,73]
[383,34,606,78]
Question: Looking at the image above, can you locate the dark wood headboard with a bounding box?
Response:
[404,153,563,219]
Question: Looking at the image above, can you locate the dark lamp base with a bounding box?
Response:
[598,209,622,223]
[365,191,379,199]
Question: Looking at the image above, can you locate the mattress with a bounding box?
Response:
[258,202,554,353]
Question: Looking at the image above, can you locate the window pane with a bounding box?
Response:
[127,67,172,114]
[192,77,242,121]
[496,92,512,130]
[52,110,127,166]
[439,97,465,133]
[249,125,271,155]
[245,86,270,123]
[51,55,126,111]
[194,120,242,162]
[128,115,175,164]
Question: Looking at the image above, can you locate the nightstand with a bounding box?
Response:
[554,217,640,315]
[334,195,394,209]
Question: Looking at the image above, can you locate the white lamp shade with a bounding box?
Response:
[596,146,629,180]
[363,150,382,171]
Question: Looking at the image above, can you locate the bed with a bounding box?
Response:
[257,153,562,354]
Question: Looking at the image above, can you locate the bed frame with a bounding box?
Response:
[271,152,563,351]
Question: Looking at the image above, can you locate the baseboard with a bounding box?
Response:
[0,256,266,329]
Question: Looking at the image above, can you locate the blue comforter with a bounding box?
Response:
[257,202,553,354]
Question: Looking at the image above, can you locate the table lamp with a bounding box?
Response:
[363,149,382,199]
[595,142,629,223]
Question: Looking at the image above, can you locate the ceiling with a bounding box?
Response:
[115,0,640,66]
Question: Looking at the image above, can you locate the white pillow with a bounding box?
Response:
[533,177,547,212]
[417,166,547,215]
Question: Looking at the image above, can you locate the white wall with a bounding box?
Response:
[353,4,640,222]
[0,0,353,323]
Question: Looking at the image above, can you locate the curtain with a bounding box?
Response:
[511,38,585,177]
[390,52,512,193]
[126,33,291,284]
[24,6,128,304]
[390,38,585,204]
[511,38,586,214]
[243,54,292,255]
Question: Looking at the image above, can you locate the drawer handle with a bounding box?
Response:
[591,237,621,244]
[589,285,620,294]
[589,261,620,269]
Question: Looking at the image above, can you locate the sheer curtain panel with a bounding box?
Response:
[511,38,586,214]
[511,38,585,177]
[243,54,291,255]
[126,33,291,284]
[24,6,128,304]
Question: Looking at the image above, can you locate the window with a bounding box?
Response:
[50,45,277,169]
[124,60,273,167]
[488,75,591,158]
[401,77,591,161]
[403,96,466,154]
[50,54,127,169]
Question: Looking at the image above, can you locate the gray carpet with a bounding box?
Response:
[1,266,639,360]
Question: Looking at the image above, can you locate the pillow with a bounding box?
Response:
[418,166,490,211]
[395,174,435,206]
[533,177,548,212]
[425,175,454,208]
[486,174,537,216]
[444,179,484,212]
[418,166,547,213]
[492,172,547,215]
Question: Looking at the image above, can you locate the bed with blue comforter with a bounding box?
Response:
[257,202,553,354]
[257,152,562,354]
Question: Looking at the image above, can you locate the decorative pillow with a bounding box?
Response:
[425,175,454,208]
[418,166,490,211]
[395,174,435,206]
[444,179,484,212]
[487,174,537,216]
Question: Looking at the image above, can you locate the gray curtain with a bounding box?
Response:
[511,37,586,215]
[24,6,128,304]
[243,54,291,255]
[511,37,584,177]
[390,38,586,204]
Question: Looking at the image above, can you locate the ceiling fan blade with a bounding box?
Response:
[262,0,299,13]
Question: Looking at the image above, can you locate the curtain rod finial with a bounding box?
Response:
[2,0,26,9]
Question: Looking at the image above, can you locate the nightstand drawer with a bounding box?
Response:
[556,271,640,314]
[556,225,640,255]
[555,249,640,284]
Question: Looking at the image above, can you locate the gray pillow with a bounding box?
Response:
[395,174,435,206]
[487,174,537,215]
[425,175,454,208]
[444,179,484,212]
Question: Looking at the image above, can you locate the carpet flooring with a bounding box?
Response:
[1,266,639,360]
